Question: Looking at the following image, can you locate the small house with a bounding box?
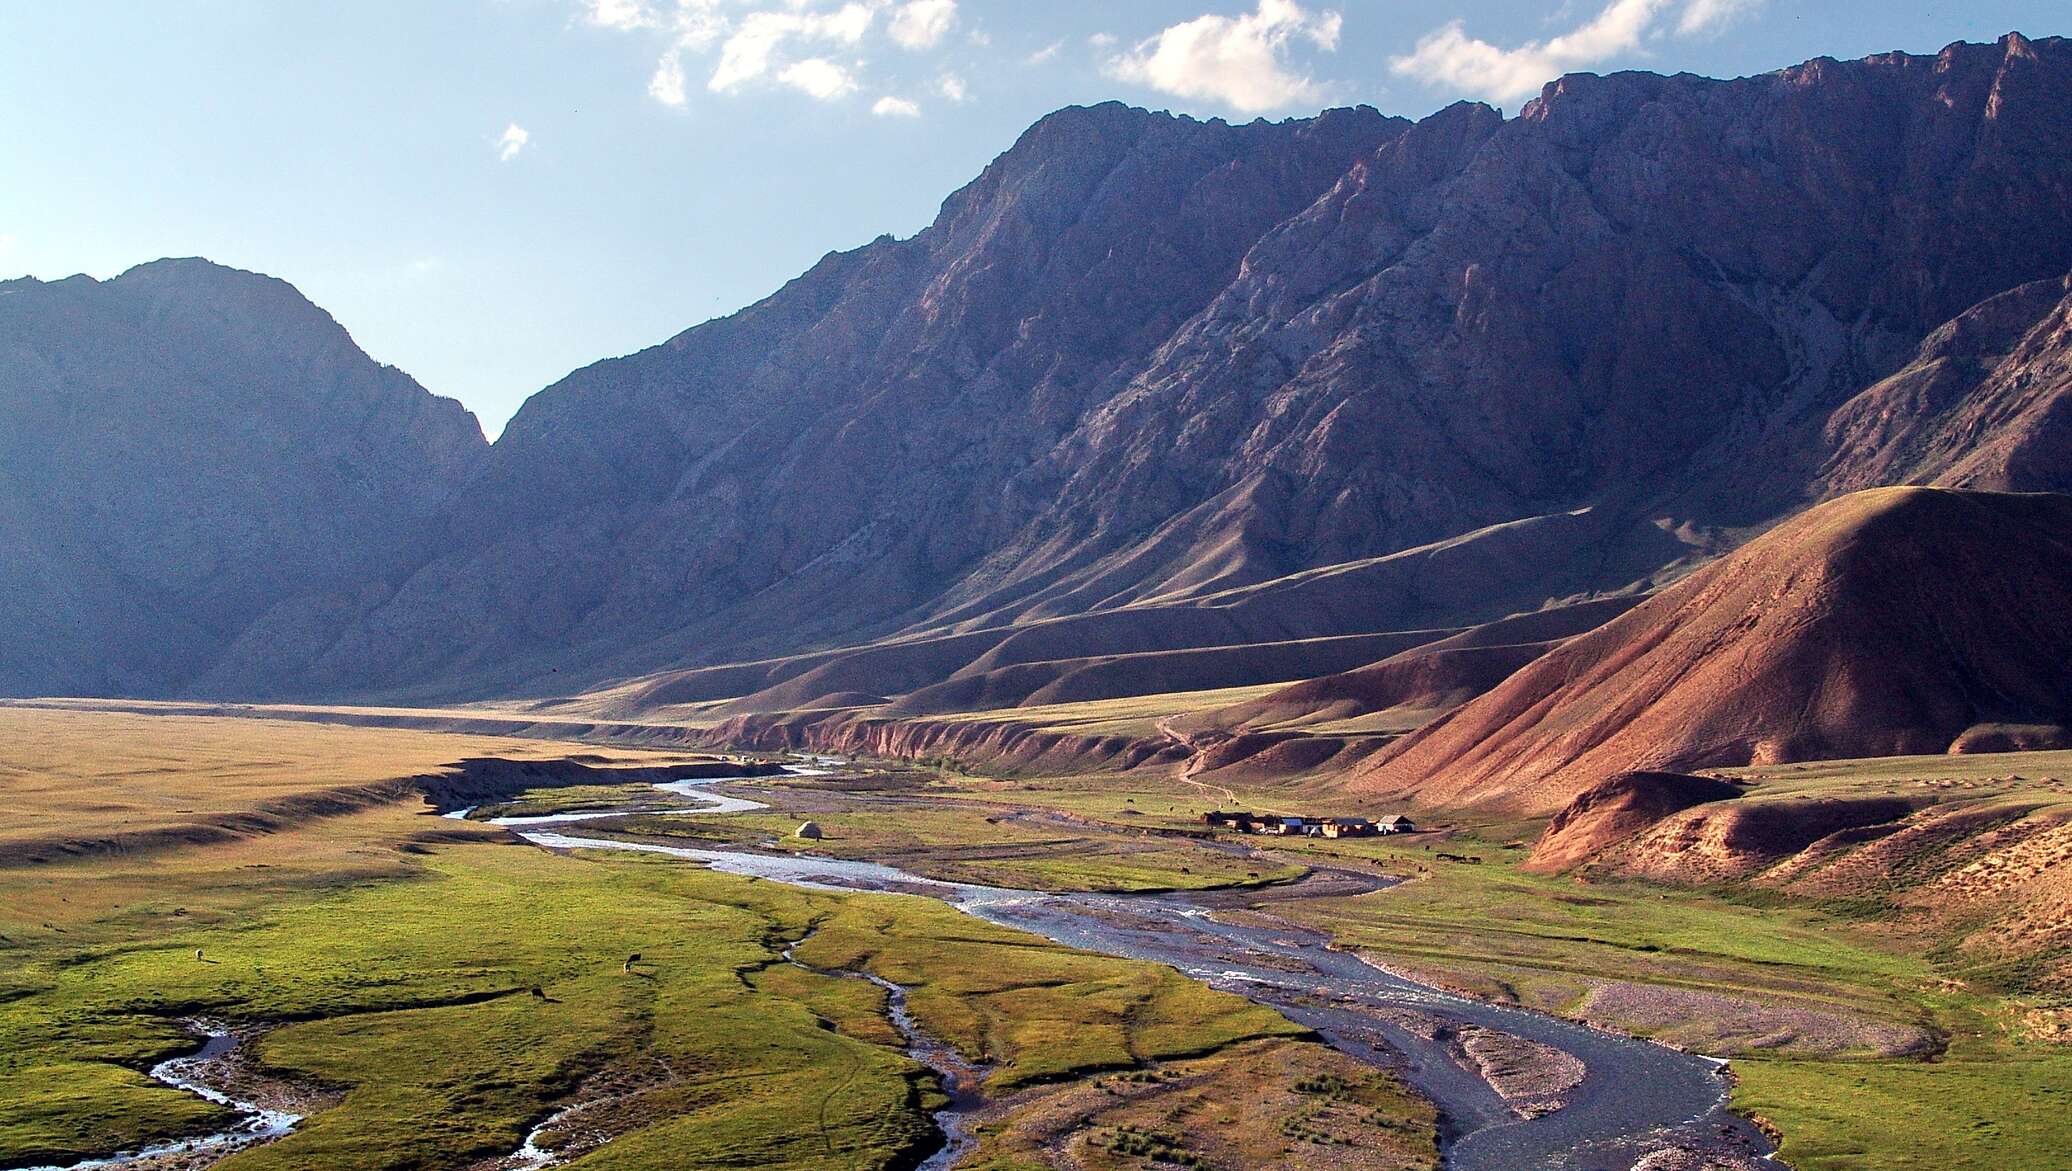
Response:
[1270,817,1307,836]
[1321,817,1375,839]
[1377,815,1415,835]
[1203,811,1259,831]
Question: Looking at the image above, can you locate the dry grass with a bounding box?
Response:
[934,684,1289,737]
[0,705,731,853]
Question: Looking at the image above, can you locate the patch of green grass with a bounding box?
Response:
[2,829,1317,1169]
[0,739,1330,1169]
[613,804,1305,894]
[1734,1045,2072,1170]
[1,840,948,1170]
[792,899,1306,1091]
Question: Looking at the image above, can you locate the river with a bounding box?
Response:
[492,766,1774,1171]
[39,763,1772,1171]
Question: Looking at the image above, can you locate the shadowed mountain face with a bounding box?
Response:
[0,259,486,696]
[10,36,2072,712]
[196,103,1412,697]
[1820,272,2072,496]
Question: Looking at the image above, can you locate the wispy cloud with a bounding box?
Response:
[872,94,922,117]
[888,0,956,50]
[936,73,967,102]
[650,50,688,105]
[777,56,858,100]
[709,6,872,94]
[1679,0,1762,35]
[1107,0,1343,115]
[599,2,941,106]
[581,0,657,31]
[496,122,530,162]
[1392,0,1762,102]
[1026,39,1063,65]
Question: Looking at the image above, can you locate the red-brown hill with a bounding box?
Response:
[1357,488,2072,815]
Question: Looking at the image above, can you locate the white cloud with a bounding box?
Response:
[873,94,922,117]
[936,73,967,102]
[581,1,985,108]
[1107,0,1343,115]
[888,0,956,50]
[709,5,873,93]
[496,122,530,162]
[1026,39,1063,65]
[1679,0,1762,35]
[1088,32,1117,49]
[1392,0,1759,102]
[650,50,688,104]
[778,57,858,100]
[582,0,655,31]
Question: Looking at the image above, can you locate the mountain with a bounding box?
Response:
[1358,488,2072,815]
[194,102,1410,698]
[9,36,2072,722]
[1819,271,2072,495]
[215,32,2072,705]
[0,259,485,696]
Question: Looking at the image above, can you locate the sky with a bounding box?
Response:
[2,2,2063,435]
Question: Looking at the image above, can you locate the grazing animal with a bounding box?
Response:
[624,952,642,974]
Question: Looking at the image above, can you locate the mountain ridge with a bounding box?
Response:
[6,35,2072,726]
[0,258,485,696]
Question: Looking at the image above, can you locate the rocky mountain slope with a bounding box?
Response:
[244,32,2072,703]
[9,36,2072,731]
[1359,488,2072,815]
[0,259,485,695]
[1820,271,2072,496]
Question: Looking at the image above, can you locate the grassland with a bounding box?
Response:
[0,706,734,858]
[0,707,1427,1170]
[599,791,1307,893]
[926,686,1288,739]
[909,760,2072,1171]
[964,1038,1436,1171]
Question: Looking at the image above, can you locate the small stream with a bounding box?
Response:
[55,761,1772,1171]
[483,765,1775,1171]
[781,935,987,1171]
[17,1025,301,1171]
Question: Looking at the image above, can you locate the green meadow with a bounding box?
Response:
[0,708,1420,1170]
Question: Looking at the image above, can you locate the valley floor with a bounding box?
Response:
[0,708,1431,1171]
[3,704,2066,1169]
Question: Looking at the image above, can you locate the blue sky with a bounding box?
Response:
[2,1,2063,434]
